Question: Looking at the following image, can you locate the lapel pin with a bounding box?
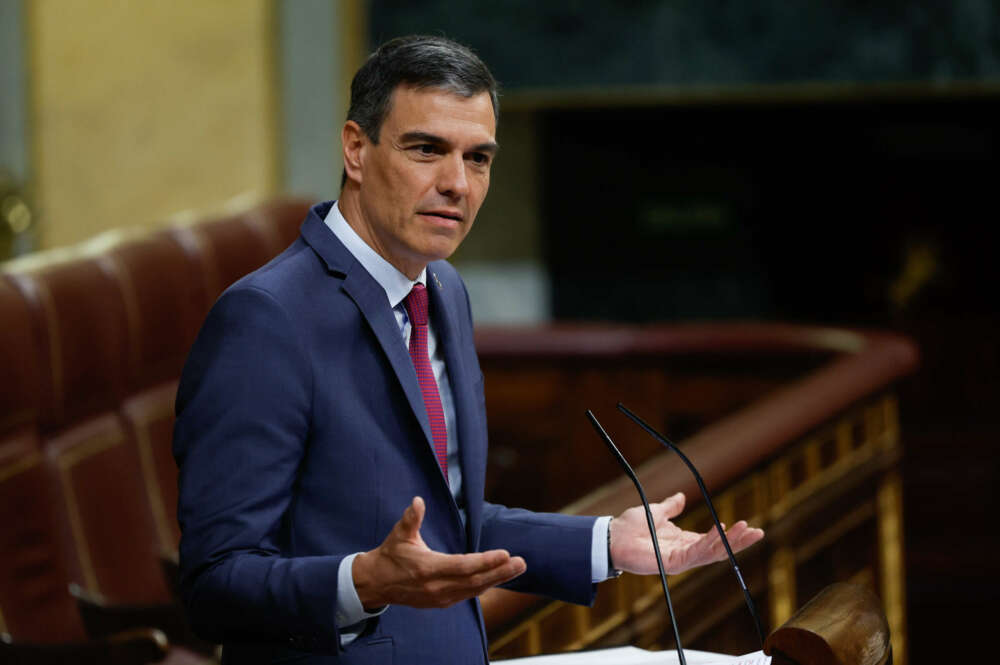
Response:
[432,272,443,289]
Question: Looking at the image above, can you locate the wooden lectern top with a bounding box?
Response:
[764,583,891,665]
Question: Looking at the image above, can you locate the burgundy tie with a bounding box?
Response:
[403,284,448,482]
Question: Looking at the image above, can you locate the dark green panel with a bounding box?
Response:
[369,1,1000,89]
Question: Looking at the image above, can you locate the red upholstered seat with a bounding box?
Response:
[0,277,42,435]
[171,212,278,306]
[0,431,87,642]
[7,255,169,604]
[121,382,182,551]
[0,197,312,650]
[5,259,128,434]
[42,413,170,603]
[242,198,311,256]
[0,278,86,641]
[100,231,211,553]
[101,231,209,394]
[169,199,311,305]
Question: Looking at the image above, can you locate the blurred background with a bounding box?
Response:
[1,1,997,661]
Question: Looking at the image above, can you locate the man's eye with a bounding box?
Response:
[468,153,489,165]
[416,144,436,155]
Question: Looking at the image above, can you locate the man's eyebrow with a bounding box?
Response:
[471,140,500,155]
[399,131,447,146]
[399,131,499,154]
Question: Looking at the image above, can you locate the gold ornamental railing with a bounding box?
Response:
[474,324,918,663]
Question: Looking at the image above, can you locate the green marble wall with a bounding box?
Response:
[370,1,1000,89]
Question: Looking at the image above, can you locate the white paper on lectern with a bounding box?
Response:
[493,646,770,664]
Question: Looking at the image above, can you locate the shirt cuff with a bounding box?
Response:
[336,552,388,640]
[590,516,614,582]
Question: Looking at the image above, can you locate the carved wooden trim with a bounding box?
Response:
[488,394,907,660]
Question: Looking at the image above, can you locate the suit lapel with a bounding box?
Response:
[341,270,437,451]
[300,206,435,452]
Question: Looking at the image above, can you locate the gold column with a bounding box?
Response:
[877,470,907,665]
[27,0,280,249]
[338,0,367,120]
[768,547,797,629]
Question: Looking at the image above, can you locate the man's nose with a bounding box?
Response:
[436,153,469,198]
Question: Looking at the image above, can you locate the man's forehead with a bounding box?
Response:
[384,85,496,138]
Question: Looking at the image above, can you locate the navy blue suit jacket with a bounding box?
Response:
[173,202,597,664]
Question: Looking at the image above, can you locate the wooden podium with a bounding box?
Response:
[495,583,891,665]
[765,583,891,665]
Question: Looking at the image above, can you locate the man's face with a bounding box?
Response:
[344,86,497,279]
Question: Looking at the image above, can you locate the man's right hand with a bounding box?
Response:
[352,496,526,611]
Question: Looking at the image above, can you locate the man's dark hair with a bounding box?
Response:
[340,35,498,190]
[347,35,499,144]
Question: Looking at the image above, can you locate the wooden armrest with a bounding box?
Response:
[70,584,214,656]
[0,628,168,665]
[765,583,891,665]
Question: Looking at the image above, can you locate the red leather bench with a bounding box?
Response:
[0,198,310,661]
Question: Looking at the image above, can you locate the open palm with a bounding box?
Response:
[609,492,764,575]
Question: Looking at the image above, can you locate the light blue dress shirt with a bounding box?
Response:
[322,202,611,641]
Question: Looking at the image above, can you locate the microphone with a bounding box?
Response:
[585,410,687,665]
[617,402,766,650]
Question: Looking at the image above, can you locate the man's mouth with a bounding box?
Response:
[419,210,463,223]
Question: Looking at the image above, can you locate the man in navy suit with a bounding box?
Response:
[173,35,762,663]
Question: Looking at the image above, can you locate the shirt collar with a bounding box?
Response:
[323,200,426,309]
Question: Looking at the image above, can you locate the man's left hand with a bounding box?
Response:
[609,492,764,575]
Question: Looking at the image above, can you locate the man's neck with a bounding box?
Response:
[337,187,424,280]
[324,200,426,310]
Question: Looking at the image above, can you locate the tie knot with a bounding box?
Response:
[404,283,429,326]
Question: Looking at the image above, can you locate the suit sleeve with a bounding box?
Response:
[478,504,599,606]
[443,265,600,607]
[173,285,348,651]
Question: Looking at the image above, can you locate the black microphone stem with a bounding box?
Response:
[617,402,766,650]
[586,410,687,665]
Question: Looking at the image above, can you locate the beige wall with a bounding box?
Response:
[28,0,279,249]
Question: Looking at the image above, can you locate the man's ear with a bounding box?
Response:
[342,120,367,185]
